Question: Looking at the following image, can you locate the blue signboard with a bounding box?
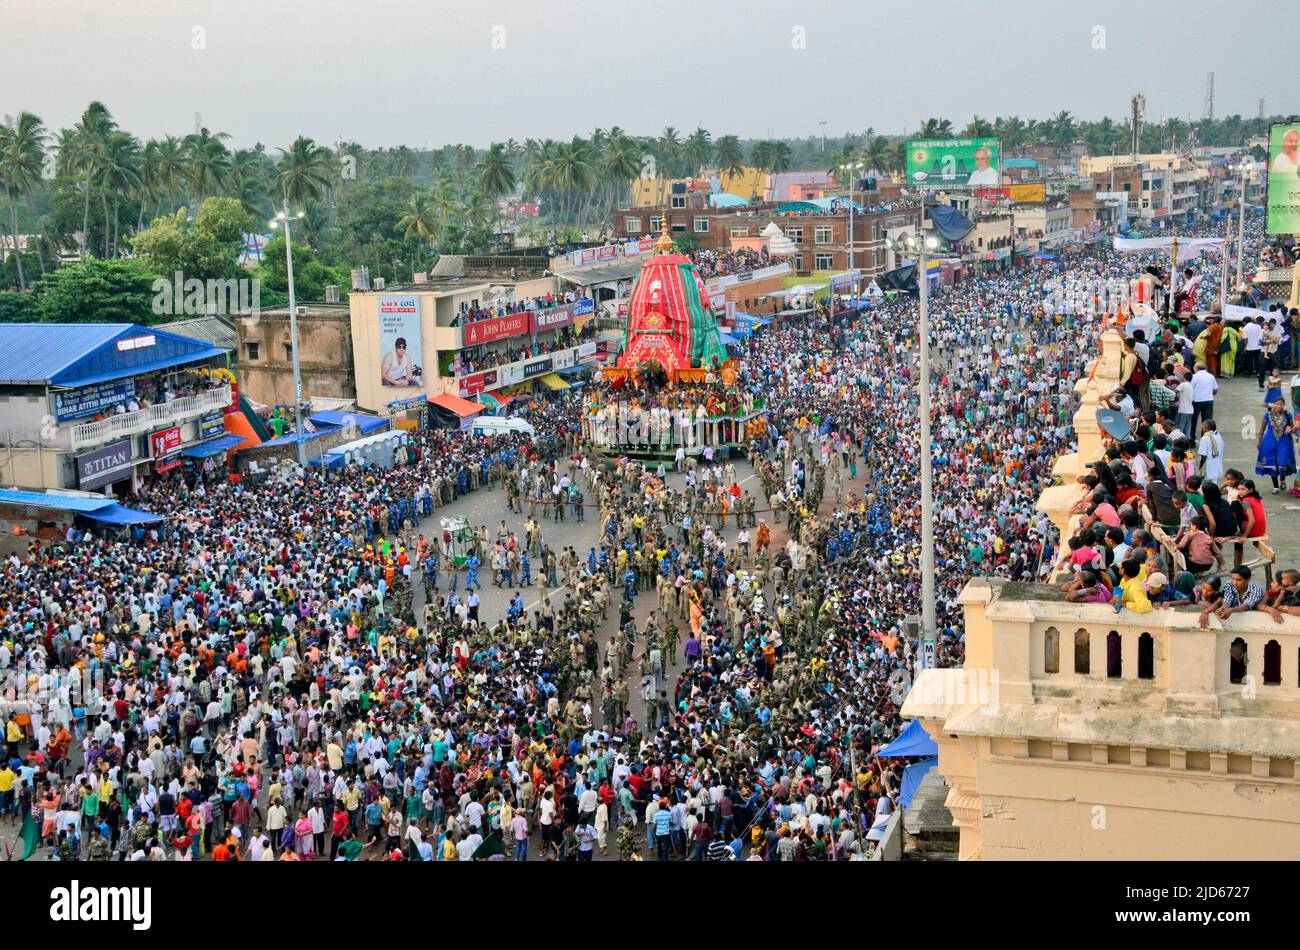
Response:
[200,409,225,439]
[573,298,595,317]
[54,380,136,422]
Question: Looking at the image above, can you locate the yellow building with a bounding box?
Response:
[719,166,768,203]
[904,325,1300,860]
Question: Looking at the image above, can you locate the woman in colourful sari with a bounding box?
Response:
[1219,322,1240,377]
[1256,397,1298,493]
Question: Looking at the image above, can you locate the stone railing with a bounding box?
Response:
[71,385,231,450]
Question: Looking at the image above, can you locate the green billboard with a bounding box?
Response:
[905,137,1002,189]
[1266,122,1300,235]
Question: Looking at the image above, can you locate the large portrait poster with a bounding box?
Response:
[1267,122,1300,235]
[378,295,424,388]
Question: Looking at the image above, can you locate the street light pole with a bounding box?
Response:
[916,208,937,666]
[1235,163,1248,292]
[275,206,308,466]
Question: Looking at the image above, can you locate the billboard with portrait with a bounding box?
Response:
[377,295,424,388]
[906,138,1002,189]
[1267,122,1300,235]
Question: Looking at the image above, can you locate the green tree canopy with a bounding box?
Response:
[34,258,156,324]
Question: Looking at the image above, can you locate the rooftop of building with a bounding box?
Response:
[0,323,228,387]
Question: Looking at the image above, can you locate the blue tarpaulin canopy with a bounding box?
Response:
[899,757,938,810]
[717,331,740,346]
[182,433,245,458]
[929,205,975,243]
[308,410,389,434]
[877,719,939,758]
[78,503,165,526]
[1034,252,1058,260]
[734,312,772,325]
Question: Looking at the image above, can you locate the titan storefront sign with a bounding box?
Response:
[76,438,134,490]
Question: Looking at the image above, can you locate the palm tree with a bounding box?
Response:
[1049,110,1077,148]
[658,126,681,175]
[396,191,437,260]
[72,101,115,259]
[477,142,516,236]
[0,111,46,289]
[97,130,141,257]
[963,116,995,137]
[277,136,334,207]
[714,135,744,179]
[151,135,187,215]
[464,191,495,233]
[996,116,1027,152]
[430,174,459,233]
[684,127,711,176]
[600,135,641,226]
[230,148,273,220]
[864,135,892,176]
[919,117,954,138]
[185,127,232,201]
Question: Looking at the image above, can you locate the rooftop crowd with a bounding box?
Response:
[0,215,1295,864]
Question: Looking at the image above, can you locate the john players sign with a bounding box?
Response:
[76,438,133,490]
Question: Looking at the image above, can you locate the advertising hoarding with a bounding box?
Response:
[463,312,531,346]
[150,426,182,458]
[76,438,133,491]
[377,295,424,389]
[1009,182,1047,204]
[54,380,136,422]
[1266,122,1300,235]
[906,137,1002,188]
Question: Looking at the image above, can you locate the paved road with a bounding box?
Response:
[1213,372,1300,567]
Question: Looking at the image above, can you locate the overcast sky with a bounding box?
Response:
[4,0,1293,149]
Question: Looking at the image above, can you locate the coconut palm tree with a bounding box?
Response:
[230,148,274,221]
[919,117,954,138]
[150,135,187,215]
[600,134,641,226]
[463,191,495,233]
[72,101,115,259]
[995,116,1027,152]
[0,111,46,289]
[429,174,459,233]
[684,127,711,176]
[396,190,436,260]
[185,127,232,201]
[478,142,516,205]
[277,136,334,207]
[963,116,995,137]
[714,135,744,179]
[1049,110,1077,148]
[864,135,892,176]
[97,130,141,257]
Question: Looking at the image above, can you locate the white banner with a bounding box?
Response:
[1224,303,1280,324]
[1112,236,1226,262]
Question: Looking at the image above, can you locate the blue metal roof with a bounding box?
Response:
[0,323,229,387]
[0,489,115,512]
[1004,158,1040,169]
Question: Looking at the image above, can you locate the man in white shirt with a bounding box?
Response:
[1241,317,1264,379]
[1173,375,1195,439]
[1189,362,1218,434]
[1198,420,1226,482]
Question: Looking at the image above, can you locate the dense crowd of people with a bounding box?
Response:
[1,213,1295,865]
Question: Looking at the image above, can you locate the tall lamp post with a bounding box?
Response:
[271,206,308,466]
[840,160,865,310]
[1231,158,1253,293]
[887,222,942,667]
